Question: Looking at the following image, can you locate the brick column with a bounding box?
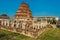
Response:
[1,20,3,25]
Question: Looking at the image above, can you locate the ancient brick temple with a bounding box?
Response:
[0,2,58,38]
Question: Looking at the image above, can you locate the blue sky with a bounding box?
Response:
[0,0,60,18]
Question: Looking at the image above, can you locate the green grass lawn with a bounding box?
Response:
[0,28,60,40]
[37,28,60,40]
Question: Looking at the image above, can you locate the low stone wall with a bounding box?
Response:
[0,25,46,38]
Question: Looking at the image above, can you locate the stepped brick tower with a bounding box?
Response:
[14,2,33,26]
[15,2,32,19]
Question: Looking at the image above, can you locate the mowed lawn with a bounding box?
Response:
[0,28,60,40]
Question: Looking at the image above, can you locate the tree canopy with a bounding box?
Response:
[0,14,8,16]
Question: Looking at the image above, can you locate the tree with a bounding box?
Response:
[47,19,57,24]
[1,14,8,16]
[0,14,10,19]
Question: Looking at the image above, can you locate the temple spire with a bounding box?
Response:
[14,2,32,19]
